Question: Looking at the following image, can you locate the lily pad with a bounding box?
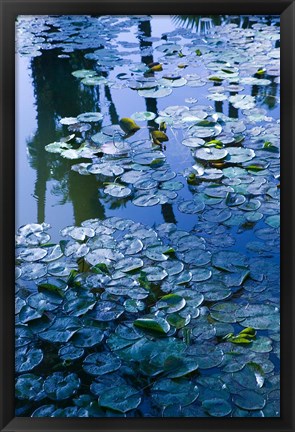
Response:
[225,147,255,164]
[15,346,43,372]
[58,345,84,361]
[132,194,160,207]
[15,374,45,401]
[88,301,124,322]
[77,112,103,122]
[152,378,199,406]
[99,385,141,413]
[195,147,228,161]
[202,398,232,417]
[38,317,81,343]
[83,352,121,376]
[44,372,80,400]
[104,184,132,198]
[134,317,170,334]
[131,111,156,121]
[71,327,104,348]
[138,87,172,98]
[232,390,266,411]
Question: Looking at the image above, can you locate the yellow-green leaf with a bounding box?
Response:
[119,118,141,134]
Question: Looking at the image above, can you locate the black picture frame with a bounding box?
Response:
[1,0,294,431]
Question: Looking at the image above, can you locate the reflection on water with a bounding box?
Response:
[18,15,280,238]
[15,15,280,418]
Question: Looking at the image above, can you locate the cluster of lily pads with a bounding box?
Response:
[16,14,280,418]
[16,216,279,417]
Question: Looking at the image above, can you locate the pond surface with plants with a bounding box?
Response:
[15,15,280,418]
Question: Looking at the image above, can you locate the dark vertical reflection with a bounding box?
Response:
[228,92,239,119]
[28,49,106,224]
[104,85,119,125]
[138,18,177,224]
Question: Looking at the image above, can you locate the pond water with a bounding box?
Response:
[15,15,280,418]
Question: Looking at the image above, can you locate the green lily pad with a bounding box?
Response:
[225,147,255,164]
[59,117,78,125]
[203,208,231,223]
[114,257,143,272]
[83,352,121,376]
[134,317,170,334]
[72,69,97,78]
[71,327,104,348]
[15,346,43,372]
[212,251,248,272]
[138,87,172,98]
[58,345,84,361]
[19,263,47,280]
[195,147,228,161]
[132,151,165,165]
[228,94,255,109]
[157,294,186,313]
[88,301,124,322]
[77,112,103,122]
[131,111,156,121]
[63,296,96,317]
[44,372,80,400]
[202,398,232,417]
[81,76,107,86]
[15,374,45,401]
[232,390,266,411]
[88,163,124,177]
[38,317,81,343]
[182,137,205,148]
[99,385,141,413]
[152,378,199,406]
[31,404,56,417]
[19,305,43,323]
[104,184,132,198]
[132,194,160,207]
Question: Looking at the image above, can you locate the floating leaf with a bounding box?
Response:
[15,374,45,401]
[58,345,84,361]
[132,150,165,165]
[134,317,170,334]
[195,147,228,161]
[225,147,255,164]
[83,352,121,376]
[115,257,144,272]
[45,141,72,154]
[20,263,47,280]
[203,208,231,223]
[44,372,80,400]
[232,390,266,411]
[72,327,104,348]
[38,317,81,343]
[131,111,156,121]
[133,194,160,207]
[151,130,169,145]
[59,117,78,125]
[99,385,141,413]
[157,294,186,313]
[152,379,199,406]
[88,301,124,322]
[212,251,248,272]
[81,76,107,85]
[77,112,103,122]
[119,117,141,134]
[72,69,97,78]
[202,399,232,417]
[228,95,255,109]
[15,346,43,372]
[138,87,172,98]
[104,184,132,198]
